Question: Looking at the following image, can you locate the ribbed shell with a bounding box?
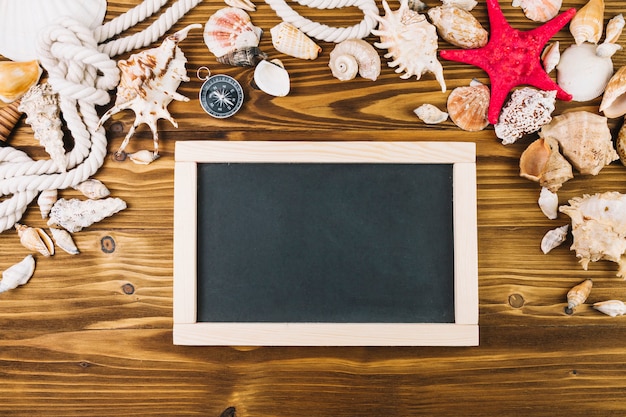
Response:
[427,5,488,48]
[204,7,262,58]
[446,81,489,131]
[270,22,321,60]
[512,0,562,22]
[569,0,605,45]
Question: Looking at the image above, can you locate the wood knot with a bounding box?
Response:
[122,283,135,295]
[110,121,124,135]
[100,236,116,253]
[220,407,236,417]
[508,293,525,308]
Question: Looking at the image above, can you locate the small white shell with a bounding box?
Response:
[47,198,127,233]
[254,59,290,97]
[73,179,110,200]
[414,104,449,124]
[540,224,569,254]
[538,186,559,220]
[599,65,626,118]
[37,189,58,219]
[328,39,381,81]
[541,41,560,73]
[128,150,159,165]
[593,300,626,317]
[557,43,613,102]
[0,255,36,293]
[604,14,625,44]
[49,227,79,255]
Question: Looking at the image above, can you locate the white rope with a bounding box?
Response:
[0,0,202,232]
[264,0,378,42]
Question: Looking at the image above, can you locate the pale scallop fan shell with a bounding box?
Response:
[427,5,488,49]
[0,0,107,61]
[328,39,381,81]
[512,0,562,22]
[569,0,605,45]
[270,22,321,60]
[446,80,489,131]
[204,7,263,59]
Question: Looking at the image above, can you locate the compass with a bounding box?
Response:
[197,67,244,118]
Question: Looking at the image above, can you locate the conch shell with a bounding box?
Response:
[47,197,127,233]
[569,0,604,45]
[539,111,618,176]
[97,24,200,163]
[519,136,573,193]
[541,224,569,254]
[413,103,449,124]
[203,7,262,59]
[369,0,446,91]
[0,255,35,293]
[427,5,488,49]
[559,191,626,277]
[328,39,381,81]
[512,0,563,22]
[446,80,489,131]
[599,65,626,118]
[270,22,321,60]
[0,60,42,103]
[495,87,556,145]
[593,299,626,317]
[15,223,54,257]
[565,278,592,314]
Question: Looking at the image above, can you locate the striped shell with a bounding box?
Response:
[565,279,592,314]
[569,0,605,45]
[270,22,321,60]
[204,7,262,58]
[446,80,490,131]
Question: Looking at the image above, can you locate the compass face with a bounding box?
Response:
[199,74,244,118]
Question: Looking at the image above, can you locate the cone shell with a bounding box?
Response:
[519,136,573,192]
[569,0,604,45]
[37,189,58,219]
[599,65,626,118]
[512,0,562,22]
[0,255,35,293]
[427,5,488,49]
[15,223,54,257]
[446,80,490,131]
[271,22,321,60]
[593,299,626,317]
[204,7,263,58]
[0,99,22,142]
[328,39,381,81]
[0,60,42,104]
[49,227,79,255]
[565,279,592,314]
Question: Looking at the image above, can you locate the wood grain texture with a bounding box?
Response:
[2,0,626,414]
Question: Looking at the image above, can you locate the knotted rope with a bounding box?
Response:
[0,0,202,232]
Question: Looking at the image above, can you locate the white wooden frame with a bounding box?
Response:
[173,141,478,346]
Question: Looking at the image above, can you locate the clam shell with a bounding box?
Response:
[599,65,626,118]
[414,104,449,124]
[253,59,290,97]
[271,22,321,60]
[593,299,626,317]
[556,43,613,101]
[541,224,569,254]
[0,0,107,61]
[495,87,556,145]
[0,60,42,104]
[0,255,35,293]
[15,223,54,257]
[538,187,559,220]
[49,227,79,255]
[519,137,573,192]
[0,99,23,142]
[73,179,110,200]
[328,39,381,81]
[446,80,489,131]
[204,7,263,58]
[512,0,562,22]
[427,5,488,49]
[37,189,58,219]
[569,0,605,45]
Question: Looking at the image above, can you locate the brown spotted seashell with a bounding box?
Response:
[446,80,489,131]
[0,99,22,142]
[427,5,488,49]
[495,87,556,145]
[599,65,626,119]
[565,278,592,314]
[519,136,573,192]
[569,0,605,45]
[15,223,54,257]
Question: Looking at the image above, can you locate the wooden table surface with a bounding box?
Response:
[2,0,626,415]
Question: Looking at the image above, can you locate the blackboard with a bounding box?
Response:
[173,141,478,346]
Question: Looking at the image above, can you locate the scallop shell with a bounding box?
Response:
[565,279,592,314]
[216,46,268,67]
[49,227,79,255]
[0,0,107,61]
[446,80,490,131]
[541,224,569,254]
[369,0,446,91]
[0,99,23,142]
[204,7,263,58]
[427,5,488,49]
[414,104,449,124]
[328,39,381,81]
[495,87,556,145]
[593,299,626,317]
[253,59,290,97]
[225,0,256,12]
[541,41,560,73]
[512,0,562,22]
[73,179,110,200]
[47,197,127,233]
[599,65,626,118]
[15,223,54,257]
[519,137,573,193]
[556,43,613,101]
[538,186,559,220]
[539,111,618,176]
[0,255,35,293]
[569,0,604,45]
[37,189,58,219]
[270,22,321,60]
[0,60,42,104]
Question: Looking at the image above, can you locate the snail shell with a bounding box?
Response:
[328,39,381,81]
[593,299,626,317]
[37,189,58,219]
[15,223,54,257]
[569,0,605,45]
[414,103,448,124]
[73,179,110,200]
[565,278,592,314]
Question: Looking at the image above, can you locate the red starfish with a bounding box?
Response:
[439,0,576,124]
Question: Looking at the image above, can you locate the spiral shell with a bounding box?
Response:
[565,278,592,314]
[593,299,626,317]
[414,104,449,124]
[427,5,488,49]
[569,0,605,45]
[328,39,381,81]
[446,80,489,131]
[0,255,35,293]
[271,22,321,60]
[37,189,58,219]
[204,7,262,58]
[15,223,54,257]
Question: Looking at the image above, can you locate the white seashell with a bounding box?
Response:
[254,59,290,97]
[328,39,381,81]
[47,197,127,233]
[512,0,562,22]
[270,22,321,60]
[0,60,42,104]
[413,104,449,124]
[97,24,200,161]
[15,223,54,257]
[596,42,622,58]
[18,82,67,172]
[538,187,559,220]
[0,0,107,61]
[541,41,560,73]
[442,0,478,11]
[556,43,613,101]
[541,224,569,254]
[204,7,262,58]
[569,0,604,45]
[593,300,626,317]
[37,189,58,219]
[49,227,79,255]
[599,65,626,118]
[0,255,35,293]
[225,0,256,11]
[128,150,160,165]
[369,0,446,91]
[495,87,556,145]
[603,14,625,44]
[427,5,488,49]
[73,179,110,200]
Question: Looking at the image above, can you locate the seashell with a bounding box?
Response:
[538,186,559,219]
[559,191,626,277]
[18,82,67,172]
[369,0,446,91]
[565,279,592,314]
[495,87,556,145]
[556,43,613,101]
[413,104,449,124]
[616,119,626,166]
[569,0,604,45]
[603,14,625,44]
[15,223,54,257]
[97,24,200,161]
[128,150,159,165]
[408,0,428,11]
[49,227,79,255]
[512,0,562,22]
[37,189,58,219]
[599,65,626,119]
[593,299,626,317]
[0,0,107,61]
[0,60,42,104]
[442,0,478,11]
[47,197,127,233]
[595,42,622,59]
[225,0,256,11]
[519,137,573,192]
[0,99,23,142]
[540,111,618,176]
[203,7,262,59]
[216,46,268,67]
[427,5,488,49]
[446,80,490,131]
[328,39,381,81]
[253,59,290,97]
[0,255,35,293]
[270,22,321,60]
[73,179,110,200]
[541,41,560,73]
[541,224,569,254]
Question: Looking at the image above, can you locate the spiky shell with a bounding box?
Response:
[446,80,489,131]
[15,223,54,257]
[204,7,262,58]
[593,299,626,317]
[519,137,573,193]
[556,43,613,102]
[47,197,127,233]
[512,0,562,22]
[495,87,556,145]
[270,22,321,60]
[0,60,42,104]
[569,0,605,45]
[328,39,381,81]
[0,255,35,293]
[565,279,592,313]
[599,65,626,118]
[427,5,488,49]
[369,0,446,91]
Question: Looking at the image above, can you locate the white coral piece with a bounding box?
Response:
[47,197,127,233]
[495,87,556,145]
